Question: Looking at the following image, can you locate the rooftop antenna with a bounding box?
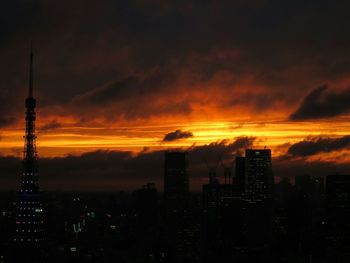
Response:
[221,160,234,185]
[203,157,219,185]
[29,42,34,98]
[202,151,223,185]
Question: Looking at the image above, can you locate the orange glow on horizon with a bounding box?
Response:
[2,115,350,160]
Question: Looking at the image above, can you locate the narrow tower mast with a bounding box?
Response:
[22,44,39,192]
[13,47,45,260]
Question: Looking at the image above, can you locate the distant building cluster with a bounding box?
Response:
[0,52,349,263]
[0,147,348,262]
[164,149,274,262]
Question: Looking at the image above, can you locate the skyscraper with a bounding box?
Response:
[135,183,158,228]
[13,48,45,260]
[237,149,274,261]
[164,151,189,213]
[326,174,350,210]
[326,174,350,227]
[325,174,350,260]
[235,156,246,193]
[164,152,201,262]
[244,149,273,203]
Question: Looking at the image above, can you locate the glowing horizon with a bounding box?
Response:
[2,116,350,159]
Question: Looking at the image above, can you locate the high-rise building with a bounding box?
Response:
[164,151,189,213]
[235,156,246,192]
[326,174,350,210]
[234,149,274,261]
[135,183,158,228]
[201,156,248,262]
[164,152,201,262]
[295,175,325,222]
[325,174,350,259]
[244,149,273,203]
[295,175,324,198]
[326,174,350,226]
[13,48,45,261]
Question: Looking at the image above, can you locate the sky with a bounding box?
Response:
[1,0,350,191]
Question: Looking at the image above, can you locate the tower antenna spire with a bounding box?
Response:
[29,42,33,98]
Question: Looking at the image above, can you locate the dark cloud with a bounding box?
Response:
[72,73,192,120]
[0,117,16,128]
[290,86,350,120]
[0,1,350,122]
[39,120,61,132]
[76,77,146,106]
[0,137,255,191]
[0,85,22,127]
[1,135,348,191]
[188,137,256,167]
[162,129,193,142]
[229,136,256,151]
[273,157,350,179]
[287,136,350,157]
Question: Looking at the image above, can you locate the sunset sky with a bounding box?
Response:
[1,0,350,190]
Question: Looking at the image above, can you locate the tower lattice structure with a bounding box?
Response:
[14,48,45,246]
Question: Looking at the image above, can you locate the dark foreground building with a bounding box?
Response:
[163,152,200,263]
[244,149,273,203]
[164,151,189,214]
[202,149,274,263]
[325,174,350,262]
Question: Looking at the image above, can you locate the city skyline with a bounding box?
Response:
[2,2,350,263]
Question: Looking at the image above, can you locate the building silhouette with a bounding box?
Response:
[163,152,200,262]
[295,175,325,224]
[325,174,350,261]
[202,156,246,263]
[244,149,273,203]
[235,156,246,193]
[12,48,46,262]
[200,149,274,262]
[135,183,158,229]
[164,151,189,214]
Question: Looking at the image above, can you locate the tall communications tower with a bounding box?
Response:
[13,47,45,256]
